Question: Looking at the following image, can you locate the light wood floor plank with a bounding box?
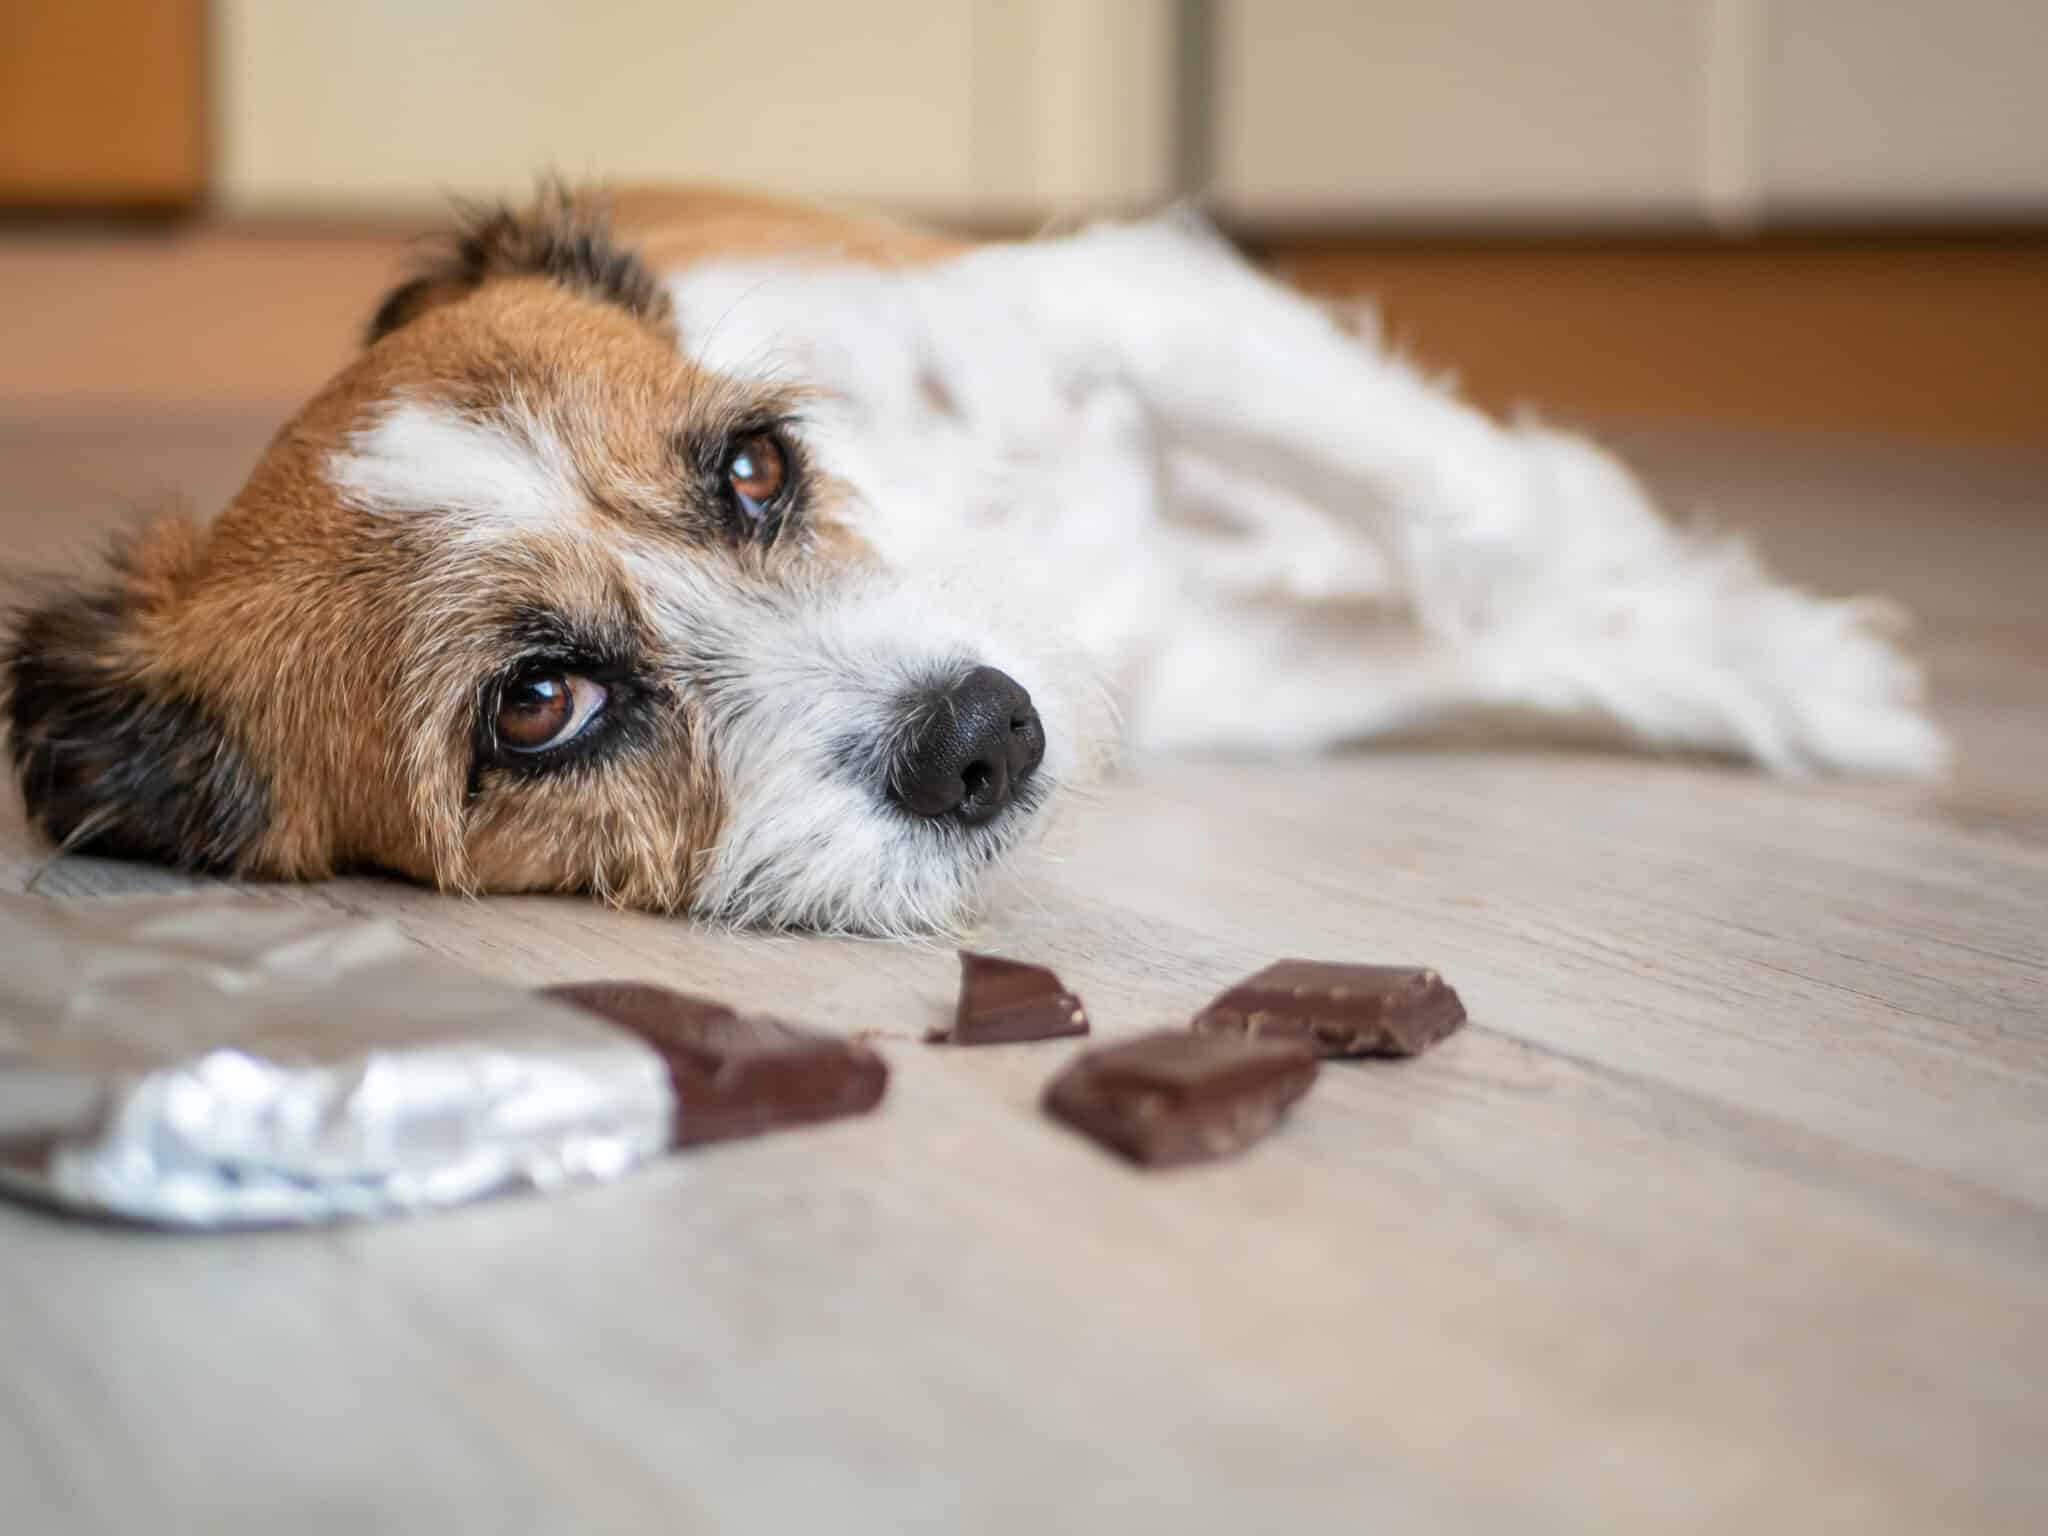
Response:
[2,405,2044,1532]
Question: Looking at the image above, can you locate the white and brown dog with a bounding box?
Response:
[4,185,1943,933]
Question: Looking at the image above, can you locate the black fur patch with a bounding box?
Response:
[367,189,672,344]
[4,585,269,872]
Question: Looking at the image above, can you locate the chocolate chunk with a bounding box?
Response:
[1042,1031,1317,1167]
[935,951,1090,1045]
[542,980,735,1041]
[541,981,886,1145]
[1190,961,1466,1057]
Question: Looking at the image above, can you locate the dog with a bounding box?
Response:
[3,184,1944,934]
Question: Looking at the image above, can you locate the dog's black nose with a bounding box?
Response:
[892,666,1045,824]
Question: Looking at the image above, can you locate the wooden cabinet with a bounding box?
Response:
[0,0,205,207]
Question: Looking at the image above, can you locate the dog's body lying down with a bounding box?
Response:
[4,184,1942,933]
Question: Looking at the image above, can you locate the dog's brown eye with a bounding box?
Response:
[497,671,607,754]
[726,433,787,521]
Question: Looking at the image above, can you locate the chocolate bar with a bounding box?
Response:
[1190,961,1466,1057]
[934,951,1090,1044]
[1042,1031,1318,1167]
[542,981,887,1145]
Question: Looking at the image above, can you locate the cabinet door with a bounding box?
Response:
[1209,0,1715,224]
[1761,0,2048,219]
[215,0,1174,219]
[218,0,979,213]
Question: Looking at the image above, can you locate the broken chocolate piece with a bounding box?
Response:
[541,981,887,1145]
[936,951,1090,1044]
[1042,1031,1317,1167]
[1190,961,1466,1057]
[542,980,735,1040]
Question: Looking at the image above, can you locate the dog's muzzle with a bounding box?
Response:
[889,665,1045,826]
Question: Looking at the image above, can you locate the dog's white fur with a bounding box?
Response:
[618,549,1093,933]
[310,209,1942,934]
[662,213,1943,776]
[331,398,591,545]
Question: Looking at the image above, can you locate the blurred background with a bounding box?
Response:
[1,0,2044,445]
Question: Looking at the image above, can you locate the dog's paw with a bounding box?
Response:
[1738,591,1949,778]
[1473,532,1950,778]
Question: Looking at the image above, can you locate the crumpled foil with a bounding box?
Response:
[0,892,675,1227]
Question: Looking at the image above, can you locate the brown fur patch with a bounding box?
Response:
[7,179,932,911]
[599,182,971,272]
[368,184,673,345]
[18,272,761,900]
[5,521,272,871]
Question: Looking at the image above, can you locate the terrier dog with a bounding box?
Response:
[4,185,1943,933]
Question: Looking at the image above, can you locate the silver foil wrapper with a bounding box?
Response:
[0,892,676,1227]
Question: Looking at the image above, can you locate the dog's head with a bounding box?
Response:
[4,193,1091,933]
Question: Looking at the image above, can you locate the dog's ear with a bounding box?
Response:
[4,522,270,872]
[366,187,671,344]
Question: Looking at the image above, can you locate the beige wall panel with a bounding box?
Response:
[1760,0,2048,216]
[218,1,982,214]
[1212,0,1716,224]
[971,0,1175,212]
[216,1,1175,219]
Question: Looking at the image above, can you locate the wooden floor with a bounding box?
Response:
[2,239,2046,1534]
